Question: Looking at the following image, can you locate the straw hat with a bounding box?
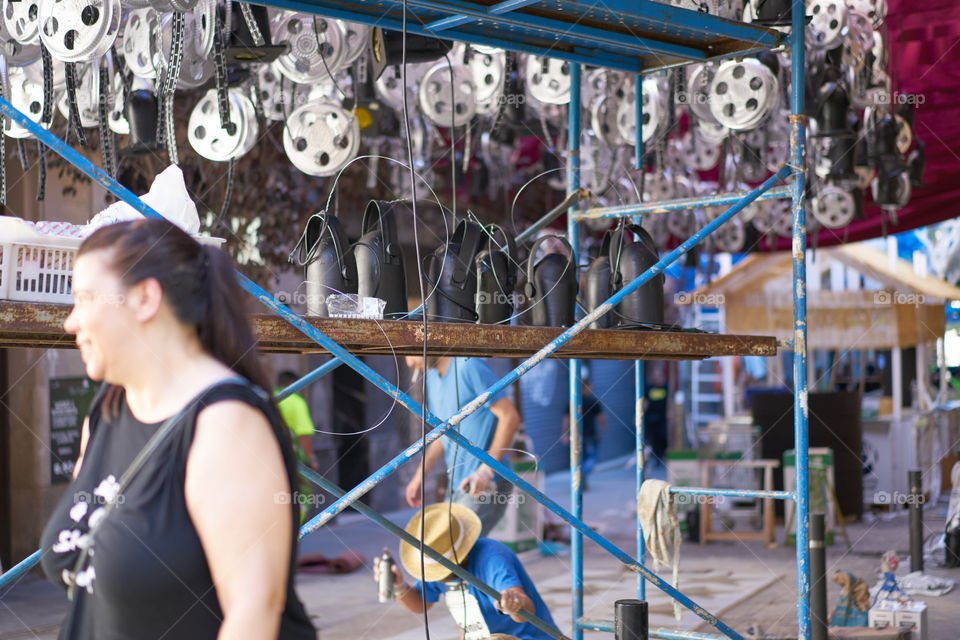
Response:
[399,503,482,582]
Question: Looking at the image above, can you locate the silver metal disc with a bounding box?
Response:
[589,94,624,147]
[271,11,345,85]
[187,88,259,162]
[3,0,42,45]
[39,0,121,62]
[121,8,160,79]
[847,0,886,27]
[708,58,778,131]
[681,130,721,170]
[338,20,368,65]
[3,65,48,137]
[714,217,746,253]
[417,59,476,128]
[524,55,570,105]
[770,200,794,238]
[812,186,856,228]
[467,46,505,116]
[282,100,360,176]
[0,15,40,64]
[806,0,848,50]
[616,76,663,144]
[374,62,429,111]
[684,63,717,123]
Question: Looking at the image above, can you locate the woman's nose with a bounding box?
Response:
[64,306,78,333]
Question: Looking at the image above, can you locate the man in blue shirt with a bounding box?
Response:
[405,356,522,534]
[374,504,557,640]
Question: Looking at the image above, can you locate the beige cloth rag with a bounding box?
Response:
[637,478,681,621]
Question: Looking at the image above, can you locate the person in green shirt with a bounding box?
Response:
[276,370,319,472]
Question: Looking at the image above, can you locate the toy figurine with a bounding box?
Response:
[830,571,869,627]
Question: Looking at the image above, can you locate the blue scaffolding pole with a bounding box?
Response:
[790,0,811,637]
[633,68,647,604]
[0,93,790,640]
[567,61,585,640]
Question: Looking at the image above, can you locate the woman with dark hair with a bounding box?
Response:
[40,218,316,639]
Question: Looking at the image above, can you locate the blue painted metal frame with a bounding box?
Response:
[575,185,793,220]
[254,0,782,74]
[260,0,646,73]
[426,0,539,30]
[790,1,811,638]
[632,67,647,603]
[566,61,584,640]
[0,549,42,590]
[0,86,792,637]
[0,4,808,637]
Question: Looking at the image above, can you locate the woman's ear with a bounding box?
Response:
[128,277,165,323]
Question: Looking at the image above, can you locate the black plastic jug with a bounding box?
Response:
[610,224,664,328]
[354,200,408,319]
[475,224,518,325]
[121,90,161,156]
[424,219,485,323]
[816,82,851,136]
[292,213,357,317]
[583,230,616,329]
[524,235,578,328]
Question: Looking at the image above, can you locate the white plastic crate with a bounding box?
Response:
[1,239,81,304]
[1,236,225,304]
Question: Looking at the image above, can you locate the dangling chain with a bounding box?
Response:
[0,72,6,207]
[98,56,117,178]
[249,75,264,124]
[36,140,46,200]
[239,3,264,47]
[159,11,186,163]
[219,156,236,220]
[213,10,233,131]
[16,138,28,171]
[64,62,89,147]
[40,44,54,125]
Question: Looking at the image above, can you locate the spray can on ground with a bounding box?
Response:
[378,548,396,603]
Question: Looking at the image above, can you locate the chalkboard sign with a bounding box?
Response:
[49,377,98,483]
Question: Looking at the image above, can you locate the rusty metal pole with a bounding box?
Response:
[615,599,648,640]
[810,513,827,640]
[909,469,923,573]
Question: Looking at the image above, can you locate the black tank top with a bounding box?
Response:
[40,381,316,640]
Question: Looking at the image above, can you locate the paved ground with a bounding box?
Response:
[3,459,960,639]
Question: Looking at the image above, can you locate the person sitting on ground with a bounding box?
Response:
[373,503,557,640]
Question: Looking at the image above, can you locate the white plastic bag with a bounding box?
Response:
[85,165,200,235]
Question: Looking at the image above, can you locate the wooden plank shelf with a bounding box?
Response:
[0,301,777,360]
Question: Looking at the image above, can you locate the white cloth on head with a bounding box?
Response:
[637,478,682,621]
[85,165,200,236]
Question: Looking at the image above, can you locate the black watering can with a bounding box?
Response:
[354,200,408,318]
[424,219,485,323]
[583,231,617,329]
[609,223,664,328]
[524,235,578,327]
[816,82,851,136]
[475,224,518,325]
[292,213,357,317]
[120,90,163,156]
